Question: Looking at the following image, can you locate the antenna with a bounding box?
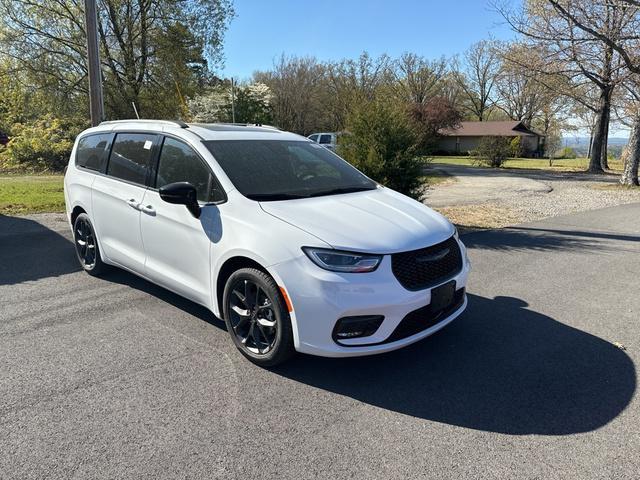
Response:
[230,77,236,123]
[132,102,140,119]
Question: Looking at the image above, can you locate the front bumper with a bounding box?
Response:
[268,239,471,358]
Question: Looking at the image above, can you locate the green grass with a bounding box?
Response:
[431,156,624,172]
[423,169,454,186]
[0,175,65,215]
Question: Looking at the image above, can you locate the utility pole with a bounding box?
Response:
[84,0,104,126]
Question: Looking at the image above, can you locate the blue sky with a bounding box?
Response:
[221,0,515,79]
[220,0,628,137]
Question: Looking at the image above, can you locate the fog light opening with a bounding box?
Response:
[332,315,384,343]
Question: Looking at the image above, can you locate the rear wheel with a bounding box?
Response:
[73,213,107,276]
[223,268,295,367]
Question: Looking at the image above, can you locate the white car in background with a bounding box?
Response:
[308,132,338,151]
[64,120,470,366]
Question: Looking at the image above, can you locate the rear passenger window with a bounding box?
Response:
[107,133,156,185]
[156,137,221,202]
[76,134,111,171]
[319,134,332,144]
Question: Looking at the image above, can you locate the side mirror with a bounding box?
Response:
[159,182,201,218]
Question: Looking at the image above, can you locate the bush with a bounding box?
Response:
[556,147,577,159]
[338,101,425,200]
[471,136,512,167]
[509,136,523,158]
[0,116,86,173]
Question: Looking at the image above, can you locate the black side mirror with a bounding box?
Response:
[159,182,201,218]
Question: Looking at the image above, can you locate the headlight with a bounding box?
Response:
[302,247,382,273]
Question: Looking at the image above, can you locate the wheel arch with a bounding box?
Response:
[69,204,109,265]
[214,255,270,317]
[70,205,87,227]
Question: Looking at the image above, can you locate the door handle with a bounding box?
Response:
[140,204,156,215]
[125,198,140,209]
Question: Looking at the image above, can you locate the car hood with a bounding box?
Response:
[259,187,455,254]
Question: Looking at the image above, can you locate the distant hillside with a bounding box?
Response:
[561,137,628,157]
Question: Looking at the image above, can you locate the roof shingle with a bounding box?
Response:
[440,121,540,137]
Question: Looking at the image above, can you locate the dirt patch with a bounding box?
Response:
[434,203,524,230]
[427,166,640,229]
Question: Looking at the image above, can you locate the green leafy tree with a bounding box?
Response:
[339,101,425,200]
[0,0,234,119]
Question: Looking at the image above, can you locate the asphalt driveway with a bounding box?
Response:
[1,205,639,479]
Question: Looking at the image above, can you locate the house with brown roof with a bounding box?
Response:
[437,121,544,157]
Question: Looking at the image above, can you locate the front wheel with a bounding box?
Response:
[223,268,295,367]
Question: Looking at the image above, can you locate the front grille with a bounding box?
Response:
[391,236,463,291]
[384,288,465,343]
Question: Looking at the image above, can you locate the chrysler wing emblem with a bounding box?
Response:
[416,248,450,263]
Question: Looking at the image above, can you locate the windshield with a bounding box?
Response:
[203,140,377,201]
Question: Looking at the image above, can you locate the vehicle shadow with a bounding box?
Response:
[0,214,81,285]
[100,267,227,332]
[429,163,621,183]
[273,293,636,436]
[461,226,640,253]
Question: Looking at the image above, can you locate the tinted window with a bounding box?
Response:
[76,134,111,171]
[308,134,319,142]
[204,140,376,201]
[107,133,156,185]
[156,138,220,202]
[319,134,332,144]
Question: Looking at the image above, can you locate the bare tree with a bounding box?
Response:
[496,43,567,128]
[621,115,640,185]
[393,53,448,105]
[617,79,640,185]
[496,0,637,173]
[545,0,640,75]
[453,40,502,121]
[325,52,394,129]
[254,55,329,134]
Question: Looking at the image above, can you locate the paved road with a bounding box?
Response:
[1,205,639,479]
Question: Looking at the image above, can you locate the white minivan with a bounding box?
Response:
[64,120,470,366]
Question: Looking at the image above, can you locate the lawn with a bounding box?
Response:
[0,175,65,215]
[423,169,454,186]
[431,156,624,172]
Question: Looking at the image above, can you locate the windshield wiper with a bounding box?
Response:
[248,186,375,201]
[307,186,376,198]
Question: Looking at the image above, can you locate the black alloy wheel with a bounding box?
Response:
[73,213,106,276]
[223,268,294,366]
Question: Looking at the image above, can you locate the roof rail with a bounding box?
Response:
[100,119,189,129]
[202,122,280,130]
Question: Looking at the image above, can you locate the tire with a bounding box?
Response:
[223,268,295,367]
[73,213,107,276]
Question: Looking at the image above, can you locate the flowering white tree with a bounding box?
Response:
[187,87,231,123]
[188,82,273,124]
